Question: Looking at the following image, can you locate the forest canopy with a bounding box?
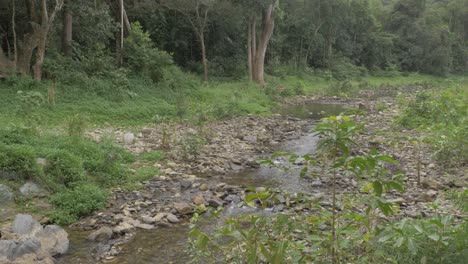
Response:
[0,0,467,83]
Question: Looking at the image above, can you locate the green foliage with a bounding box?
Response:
[398,86,467,167]
[44,150,85,188]
[123,22,173,82]
[49,184,108,225]
[0,143,41,181]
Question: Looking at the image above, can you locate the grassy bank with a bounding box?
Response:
[0,73,463,129]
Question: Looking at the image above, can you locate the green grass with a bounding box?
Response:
[1,73,465,129]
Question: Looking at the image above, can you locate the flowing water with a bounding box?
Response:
[58,103,346,264]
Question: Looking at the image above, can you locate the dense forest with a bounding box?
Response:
[0,0,467,83]
[0,1,467,264]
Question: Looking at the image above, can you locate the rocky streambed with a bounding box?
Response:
[31,93,466,263]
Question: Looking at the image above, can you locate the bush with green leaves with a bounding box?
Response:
[49,184,108,225]
[0,143,41,181]
[44,150,85,188]
[124,22,173,82]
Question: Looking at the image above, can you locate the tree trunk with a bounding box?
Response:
[247,19,252,81]
[12,0,17,69]
[200,31,208,82]
[62,8,73,57]
[253,1,276,86]
[33,32,47,80]
[251,16,257,79]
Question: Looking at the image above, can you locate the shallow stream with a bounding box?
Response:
[58,102,346,264]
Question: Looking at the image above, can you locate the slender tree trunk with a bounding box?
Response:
[200,31,208,82]
[253,1,276,86]
[247,19,253,81]
[251,16,257,80]
[12,0,17,69]
[62,7,73,57]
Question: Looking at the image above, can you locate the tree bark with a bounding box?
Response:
[253,1,277,86]
[200,31,208,82]
[251,16,257,79]
[10,0,17,69]
[62,7,73,57]
[247,19,253,81]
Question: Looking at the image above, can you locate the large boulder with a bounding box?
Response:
[35,225,69,256]
[11,215,42,236]
[0,184,14,206]
[0,215,69,263]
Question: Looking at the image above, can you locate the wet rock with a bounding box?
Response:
[173,202,193,215]
[11,214,42,236]
[166,213,179,223]
[0,184,13,206]
[87,227,113,242]
[19,182,45,198]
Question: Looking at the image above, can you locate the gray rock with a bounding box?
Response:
[19,182,45,198]
[113,222,134,234]
[123,133,135,145]
[87,227,113,242]
[11,214,42,236]
[36,225,69,255]
[180,181,192,190]
[173,202,193,215]
[311,180,323,187]
[166,213,179,223]
[0,240,17,260]
[0,184,14,206]
[141,216,155,224]
[11,238,41,260]
[136,223,154,230]
[207,198,224,208]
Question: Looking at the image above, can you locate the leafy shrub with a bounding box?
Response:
[124,22,173,82]
[330,57,368,81]
[44,150,85,188]
[0,143,41,180]
[49,184,108,225]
